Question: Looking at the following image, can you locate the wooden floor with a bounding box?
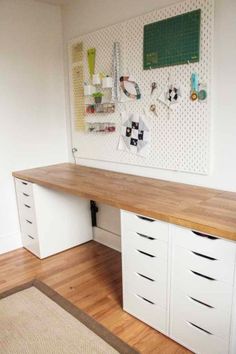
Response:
[0,241,190,354]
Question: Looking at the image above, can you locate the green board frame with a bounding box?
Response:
[143,9,201,69]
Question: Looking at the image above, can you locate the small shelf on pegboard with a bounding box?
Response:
[86,122,116,133]
[85,103,115,114]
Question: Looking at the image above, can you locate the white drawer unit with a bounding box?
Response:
[170,225,236,354]
[15,178,93,259]
[121,210,169,334]
[121,212,236,354]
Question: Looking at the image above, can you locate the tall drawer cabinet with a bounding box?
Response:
[121,210,170,334]
[15,178,92,258]
[121,210,236,354]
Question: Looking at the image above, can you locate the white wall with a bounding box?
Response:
[62,0,236,193]
[0,0,68,254]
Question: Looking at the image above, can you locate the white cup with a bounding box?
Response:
[102,76,113,88]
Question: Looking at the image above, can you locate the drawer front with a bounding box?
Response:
[170,316,229,354]
[173,225,236,265]
[171,289,231,340]
[121,210,169,242]
[18,197,36,220]
[122,230,168,260]
[124,290,167,334]
[16,190,34,209]
[124,270,167,308]
[19,216,38,239]
[172,263,233,313]
[123,246,168,283]
[21,232,40,257]
[173,244,235,284]
[15,178,33,195]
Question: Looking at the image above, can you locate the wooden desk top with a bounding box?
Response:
[13,163,236,242]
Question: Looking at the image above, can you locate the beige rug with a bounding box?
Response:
[0,280,138,354]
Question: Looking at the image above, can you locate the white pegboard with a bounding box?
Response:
[69,0,214,175]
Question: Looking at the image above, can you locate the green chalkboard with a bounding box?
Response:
[143,9,201,69]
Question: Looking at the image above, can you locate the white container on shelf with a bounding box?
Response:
[102,76,113,88]
[84,84,95,96]
[92,73,101,85]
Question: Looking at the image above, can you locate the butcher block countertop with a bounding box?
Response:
[13,163,236,242]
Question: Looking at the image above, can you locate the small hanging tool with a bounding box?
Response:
[150,104,158,117]
[87,48,96,80]
[151,82,157,95]
[190,73,199,101]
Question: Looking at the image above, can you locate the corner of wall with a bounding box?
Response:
[0,232,22,255]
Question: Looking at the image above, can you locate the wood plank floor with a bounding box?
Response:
[0,241,191,354]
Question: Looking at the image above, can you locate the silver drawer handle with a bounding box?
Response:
[27,235,34,240]
[137,249,155,258]
[24,204,31,209]
[137,215,155,222]
[137,232,155,241]
[188,322,213,335]
[136,273,155,282]
[136,294,155,305]
[191,251,217,261]
[23,193,29,197]
[192,230,218,240]
[26,220,32,224]
[188,296,214,309]
[191,270,216,281]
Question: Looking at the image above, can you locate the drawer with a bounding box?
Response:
[16,190,34,209]
[122,230,168,259]
[21,232,40,257]
[15,178,33,195]
[171,289,231,340]
[123,245,168,283]
[121,210,169,242]
[123,290,167,334]
[173,244,235,284]
[19,216,38,239]
[18,199,36,221]
[170,316,229,354]
[172,225,236,265]
[172,264,233,312]
[123,270,167,308]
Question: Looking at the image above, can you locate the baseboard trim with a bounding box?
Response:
[93,227,121,252]
[0,232,22,255]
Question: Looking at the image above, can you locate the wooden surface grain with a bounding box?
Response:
[13,163,236,241]
[0,242,191,354]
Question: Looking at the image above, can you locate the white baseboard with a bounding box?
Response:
[0,232,22,255]
[93,227,121,252]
